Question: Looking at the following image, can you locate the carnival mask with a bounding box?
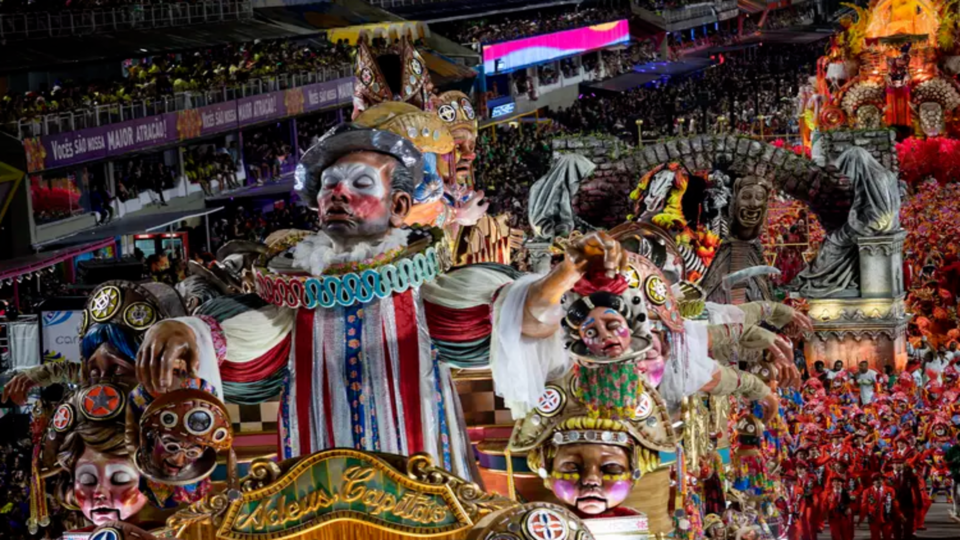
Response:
[150,433,205,478]
[550,444,633,516]
[135,389,232,485]
[452,125,477,181]
[73,447,147,526]
[579,307,632,359]
[317,153,410,243]
[736,184,767,228]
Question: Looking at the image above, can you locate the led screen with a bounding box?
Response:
[483,20,630,74]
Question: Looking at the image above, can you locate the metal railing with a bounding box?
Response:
[7,66,351,139]
[0,0,252,41]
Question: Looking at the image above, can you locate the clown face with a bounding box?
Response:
[550,444,633,516]
[579,307,632,359]
[735,184,768,228]
[150,433,205,478]
[73,447,146,526]
[317,153,401,244]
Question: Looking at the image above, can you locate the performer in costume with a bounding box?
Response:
[859,474,900,540]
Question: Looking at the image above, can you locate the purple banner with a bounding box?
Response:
[27,113,178,173]
[24,77,355,173]
[237,93,286,127]
[198,101,239,137]
[302,80,340,112]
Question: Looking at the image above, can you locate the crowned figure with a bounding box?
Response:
[504,238,789,534]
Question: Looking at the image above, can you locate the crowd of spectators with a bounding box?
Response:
[209,200,317,250]
[184,145,239,196]
[0,0,209,12]
[550,42,821,142]
[900,181,960,357]
[243,125,293,186]
[0,38,353,132]
[115,158,176,204]
[474,123,562,235]
[437,4,630,48]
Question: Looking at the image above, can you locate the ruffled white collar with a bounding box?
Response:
[292,228,409,276]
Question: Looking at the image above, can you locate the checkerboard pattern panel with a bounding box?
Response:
[226,400,280,433]
[453,369,514,428]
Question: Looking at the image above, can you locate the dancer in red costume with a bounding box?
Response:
[822,473,855,540]
[859,474,900,540]
[891,459,922,540]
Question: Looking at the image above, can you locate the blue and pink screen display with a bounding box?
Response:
[483,20,630,73]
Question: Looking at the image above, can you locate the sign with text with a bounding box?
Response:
[23,77,354,173]
[40,310,84,364]
[219,450,471,540]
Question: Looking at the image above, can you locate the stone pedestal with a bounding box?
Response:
[858,231,905,298]
[525,240,554,275]
[803,231,909,372]
[803,296,909,372]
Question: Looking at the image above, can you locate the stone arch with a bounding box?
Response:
[562,134,853,231]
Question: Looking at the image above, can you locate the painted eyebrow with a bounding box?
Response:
[603,309,618,316]
[583,317,595,328]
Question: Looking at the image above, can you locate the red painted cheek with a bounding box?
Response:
[74,488,90,508]
[117,484,145,515]
[351,194,387,220]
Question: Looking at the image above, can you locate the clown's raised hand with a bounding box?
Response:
[564,231,628,279]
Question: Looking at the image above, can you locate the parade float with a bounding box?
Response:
[801,0,960,139]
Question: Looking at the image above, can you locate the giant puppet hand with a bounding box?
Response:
[135,320,201,396]
[2,361,82,405]
[740,326,800,388]
[521,231,627,338]
[453,190,489,226]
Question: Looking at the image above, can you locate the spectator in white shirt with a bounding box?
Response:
[826,360,845,380]
[855,360,879,405]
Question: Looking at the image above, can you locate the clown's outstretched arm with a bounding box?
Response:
[2,362,82,405]
[700,364,778,420]
[482,231,625,418]
[706,321,800,388]
[736,301,813,331]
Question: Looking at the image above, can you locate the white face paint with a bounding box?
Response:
[319,161,387,200]
[316,154,395,241]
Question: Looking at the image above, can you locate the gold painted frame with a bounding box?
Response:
[216,450,476,540]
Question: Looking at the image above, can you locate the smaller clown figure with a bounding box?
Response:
[132,389,233,490]
[924,413,955,452]
[732,414,768,500]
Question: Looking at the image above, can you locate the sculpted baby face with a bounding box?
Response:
[73,447,146,526]
[550,443,633,516]
[579,308,631,358]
